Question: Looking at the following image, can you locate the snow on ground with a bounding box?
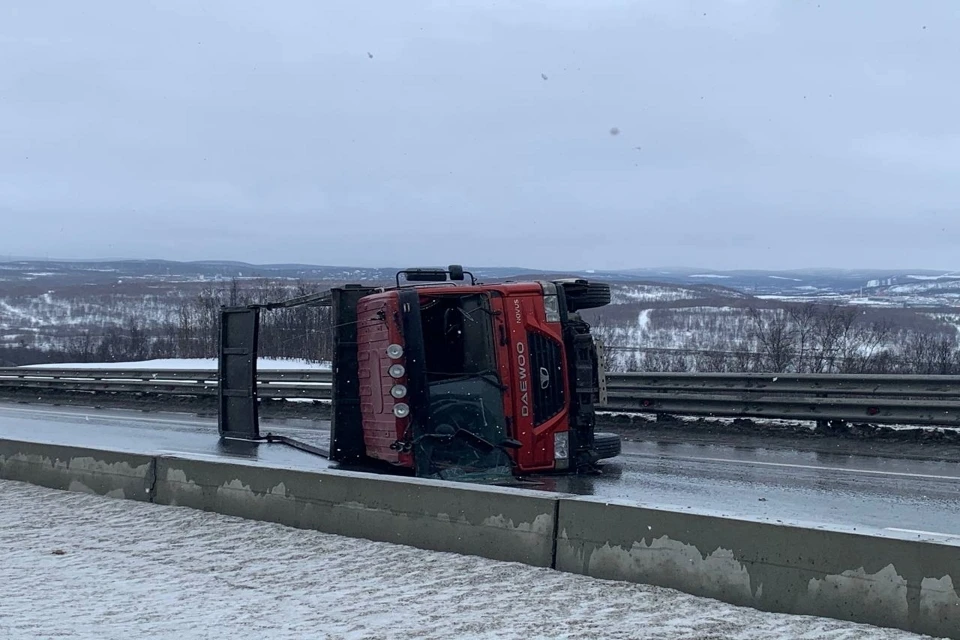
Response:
[907,275,953,281]
[928,313,960,336]
[0,480,937,640]
[636,308,652,334]
[22,358,330,370]
[599,411,957,432]
[610,284,702,304]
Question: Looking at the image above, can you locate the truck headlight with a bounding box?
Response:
[543,294,560,323]
[553,431,569,460]
[541,282,561,322]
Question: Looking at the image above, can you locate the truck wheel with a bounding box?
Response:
[593,432,621,460]
[560,280,611,311]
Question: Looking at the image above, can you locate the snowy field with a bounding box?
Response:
[0,480,938,640]
[21,358,330,370]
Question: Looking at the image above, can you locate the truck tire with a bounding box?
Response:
[560,280,611,311]
[593,432,621,460]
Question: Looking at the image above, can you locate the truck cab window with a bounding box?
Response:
[420,293,496,381]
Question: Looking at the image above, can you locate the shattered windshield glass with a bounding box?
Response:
[415,293,513,480]
[415,377,513,480]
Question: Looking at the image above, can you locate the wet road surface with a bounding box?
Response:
[545,442,960,539]
[2,402,959,538]
[0,403,332,471]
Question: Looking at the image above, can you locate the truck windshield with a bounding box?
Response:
[415,293,513,479]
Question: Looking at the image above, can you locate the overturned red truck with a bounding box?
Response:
[218,266,620,480]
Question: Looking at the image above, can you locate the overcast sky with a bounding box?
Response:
[1,1,958,271]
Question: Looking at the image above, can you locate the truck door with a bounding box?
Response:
[218,306,260,440]
[329,286,379,463]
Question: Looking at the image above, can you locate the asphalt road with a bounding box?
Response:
[0,403,332,471]
[2,402,959,539]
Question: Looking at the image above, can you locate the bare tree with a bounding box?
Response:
[788,303,818,373]
[809,305,857,372]
[747,307,796,372]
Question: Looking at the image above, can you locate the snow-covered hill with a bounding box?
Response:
[1,260,959,371]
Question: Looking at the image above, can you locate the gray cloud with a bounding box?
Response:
[1,0,957,270]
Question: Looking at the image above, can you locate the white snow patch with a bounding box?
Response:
[637,309,652,334]
[610,284,705,304]
[582,536,754,603]
[21,358,330,370]
[806,565,910,630]
[0,480,928,640]
[689,274,731,279]
[906,274,953,281]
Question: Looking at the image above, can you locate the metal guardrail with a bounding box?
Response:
[1,368,959,427]
[604,372,960,427]
[0,368,333,400]
[607,372,960,398]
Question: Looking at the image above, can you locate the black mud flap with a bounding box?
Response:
[218,306,260,440]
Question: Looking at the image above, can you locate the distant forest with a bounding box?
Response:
[0,279,332,367]
[2,278,960,374]
[584,301,960,375]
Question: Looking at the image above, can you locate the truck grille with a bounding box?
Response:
[526,331,565,425]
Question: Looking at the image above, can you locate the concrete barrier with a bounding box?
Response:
[3,436,960,637]
[555,496,960,639]
[153,456,560,567]
[0,438,154,501]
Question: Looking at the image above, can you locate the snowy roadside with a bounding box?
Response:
[19,358,331,370]
[601,411,960,434]
[0,480,940,640]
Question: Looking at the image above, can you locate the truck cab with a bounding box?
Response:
[329,267,618,480]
